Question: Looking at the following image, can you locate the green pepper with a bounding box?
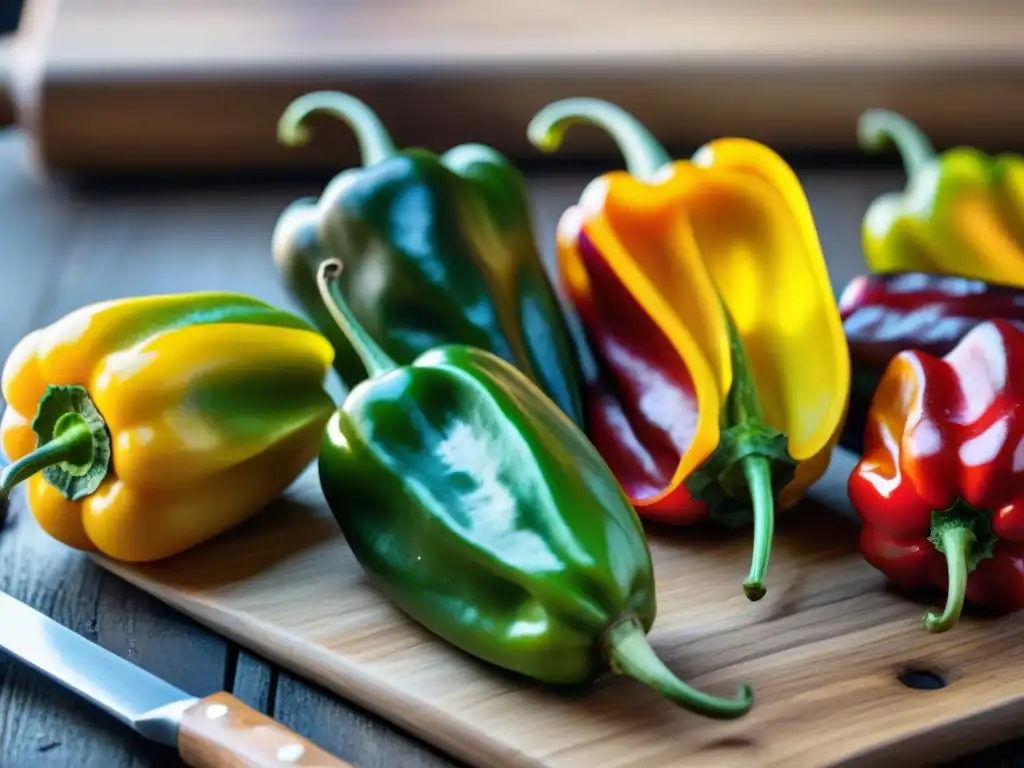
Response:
[272,91,587,428]
[313,257,754,720]
[273,195,369,391]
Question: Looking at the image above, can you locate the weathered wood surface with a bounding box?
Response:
[0,131,1020,766]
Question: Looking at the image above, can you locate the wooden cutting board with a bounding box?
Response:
[3,0,1024,177]
[94,449,1024,767]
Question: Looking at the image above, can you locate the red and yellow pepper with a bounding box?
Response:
[527,98,850,600]
[848,319,1024,632]
[0,293,336,562]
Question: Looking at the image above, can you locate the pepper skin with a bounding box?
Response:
[0,294,336,562]
[314,258,753,719]
[271,91,586,428]
[527,98,850,600]
[848,319,1024,632]
[838,270,1024,454]
[858,109,1024,286]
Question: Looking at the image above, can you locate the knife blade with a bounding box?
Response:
[0,591,356,767]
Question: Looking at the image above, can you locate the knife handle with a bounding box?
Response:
[178,691,357,767]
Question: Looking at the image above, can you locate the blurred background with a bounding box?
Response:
[0,0,1021,182]
[0,1,18,34]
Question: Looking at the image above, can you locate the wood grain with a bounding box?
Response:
[0,137,229,768]
[178,691,356,767]
[93,453,1024,768]
[3,0,1024,176]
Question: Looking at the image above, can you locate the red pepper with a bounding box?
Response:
[838,271,1024,454]
[848,319,1024,632]
[840,271,1024,375]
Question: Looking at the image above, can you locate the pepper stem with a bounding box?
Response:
[721,307,787,601]
[923,526,974,633]
[316,259,398,378]
[605,617,753,719]
[684,304,795,600]
[741,455,774,601]
[2,384,112,501]
[0,416,93,497]
[277,91,396,167]
[857,109,936,182]
[526,98,672,182]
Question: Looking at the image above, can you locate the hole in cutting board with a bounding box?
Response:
[897,666,946,690]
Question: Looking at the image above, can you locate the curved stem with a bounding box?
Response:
[526,98,672,182]
[741,455,774,601]
[277,91,396,166]
[923,526,974,633]
[605,617,753,719]
[316,259,397,378]
[857,109,936,182]
[0,417,93,497]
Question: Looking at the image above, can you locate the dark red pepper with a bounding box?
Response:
[838,271,1024,453]
[847,319,1024,632]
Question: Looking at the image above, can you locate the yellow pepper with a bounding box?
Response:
[0,293,336,562]
[858,108,1024,286]
[528,98,850,600]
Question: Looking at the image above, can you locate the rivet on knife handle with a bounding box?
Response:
[178,692,356,767]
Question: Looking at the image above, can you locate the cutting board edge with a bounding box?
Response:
[92,554,548,768]
[92,552,1024,768]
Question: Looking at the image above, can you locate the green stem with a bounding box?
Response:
[605,617,753,719]
[316,259,398,378]
[741,455,774,601]
[857,109,936,182]
[923,526,973,633]
[722,308,785,602]
[277,91,396,166]
[0,415,94,497]
[526,98,672,182]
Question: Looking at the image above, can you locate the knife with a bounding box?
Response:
[0,591,356,767]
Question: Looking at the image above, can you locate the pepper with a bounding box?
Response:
[526,98,850,600]
[0,293,336,563]
[838,270,1024,454]
[857,108,1024,286]
[847,319,1024,633]
[313,257,754,719]
[271,91,587,428]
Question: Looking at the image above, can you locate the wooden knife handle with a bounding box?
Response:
[178,691,357,767]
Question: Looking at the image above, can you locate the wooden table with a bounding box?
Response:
[0,130,1020,767]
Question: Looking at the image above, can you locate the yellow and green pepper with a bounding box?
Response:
[858,108,1024,286]
[0,293,336,562]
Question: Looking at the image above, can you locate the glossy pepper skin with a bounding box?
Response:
[0,294,336,562]
[271,91,586,428]
[858,109,1024,286]
[848,319,1024,632]
[313,257,753,719]
[527,98,850,600]
[838,270,1024,454]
